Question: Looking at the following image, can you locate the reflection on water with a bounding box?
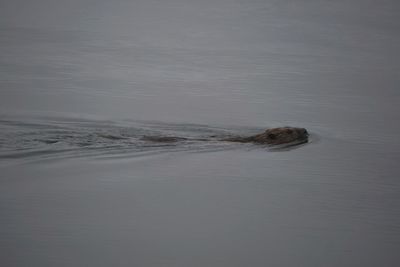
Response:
[1,0,400,266]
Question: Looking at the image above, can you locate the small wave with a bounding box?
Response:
[0,117,247,163]
[0,116,311,164]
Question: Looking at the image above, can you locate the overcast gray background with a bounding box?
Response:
[1,0,400,266]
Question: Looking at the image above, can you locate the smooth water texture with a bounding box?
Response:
[1,0,400,266]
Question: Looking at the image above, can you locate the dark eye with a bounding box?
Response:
[268,133,276,139]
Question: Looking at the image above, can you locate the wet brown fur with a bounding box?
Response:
[142,127,309,146]
[223,127,309,145]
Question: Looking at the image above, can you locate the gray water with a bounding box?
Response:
[1,0,400,266]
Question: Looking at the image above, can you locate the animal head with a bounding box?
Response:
[255,127,309,145]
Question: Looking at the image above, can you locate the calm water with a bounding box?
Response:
[1,0,400,266]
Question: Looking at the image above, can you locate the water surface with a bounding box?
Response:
[1,0,400,266]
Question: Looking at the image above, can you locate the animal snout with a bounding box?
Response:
[301,128,309,136]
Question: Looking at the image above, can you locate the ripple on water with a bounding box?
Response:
[0,116,312,164]
[0,117,243,163]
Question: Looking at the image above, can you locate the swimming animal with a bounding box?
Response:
[141,127,309,146]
